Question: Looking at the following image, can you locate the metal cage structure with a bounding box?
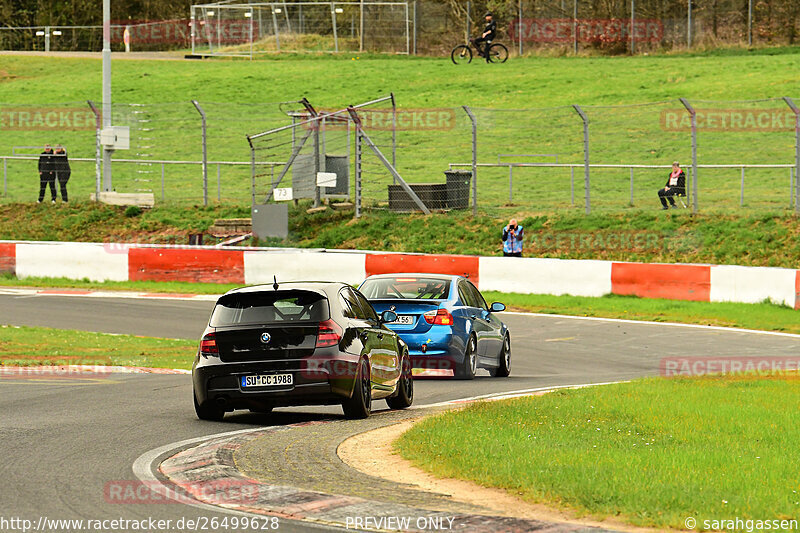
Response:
[190,1,410,57]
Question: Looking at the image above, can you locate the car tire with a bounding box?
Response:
[490,334,511,377]
[194,391,225,421]
[342,358,372,419]
[387,354,413,410]
[456,335,477,380]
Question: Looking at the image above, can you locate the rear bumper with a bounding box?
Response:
[192,352,360,410]
[395,329,466,370]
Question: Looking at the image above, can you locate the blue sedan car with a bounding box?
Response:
[358,274,510,379]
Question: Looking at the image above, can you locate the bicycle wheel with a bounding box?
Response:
[488,43,509,63]
[451,45,472,65]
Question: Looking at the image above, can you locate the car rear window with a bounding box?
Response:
[210,290,329,326]
[360,277,451,300]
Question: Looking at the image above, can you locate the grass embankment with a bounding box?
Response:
[396,375,800,530]
[0,325,197,369]
[2,202,799,267]
[1,51,800,210]
[2,274,798,334]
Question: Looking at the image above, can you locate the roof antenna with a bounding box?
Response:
[273,275,279,291]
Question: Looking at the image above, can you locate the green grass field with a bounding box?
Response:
[0,324,197,369]
[396,374,800,530]
[3,201,799,268]
[1,51,800,212]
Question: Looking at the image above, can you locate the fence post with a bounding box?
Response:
[161,163,165,202]
[680,97,698,213]
[462,105,477,216]
[87,100,102,200]
[391,92,397,180]
[629,167,634,205]
[748,0,753,46]
[573,0,578,54]
[191,100,208,206]
[572,104,590,214]
[465,1,470,44]
[272,6,280,51]
[518,0,523,56]
[687,0,692,48]
[359,0,364,52]
[313,116,321,207]
[740,167,745,206]
[355,128,362,218]
[412,1,417,55]
[509,165,513,202]
[217,162,221,202]
[570,166,575,205]
[783,97,800,215]
[331,3,339,53]
[3,158,6,197]
[630,0,635,54]
[247,136,256,207]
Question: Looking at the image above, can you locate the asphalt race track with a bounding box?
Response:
[1,293,799,532]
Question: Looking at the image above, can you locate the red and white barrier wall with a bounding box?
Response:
[0,241,797,309]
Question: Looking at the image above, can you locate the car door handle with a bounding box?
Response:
[376,332,384,340]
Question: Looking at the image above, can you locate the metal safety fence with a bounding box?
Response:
[2,97,799,214]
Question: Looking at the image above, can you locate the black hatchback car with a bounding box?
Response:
[192,282,413,421]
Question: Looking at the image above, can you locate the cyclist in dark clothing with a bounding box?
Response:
[658,161,686,209]
[53,144,71,202]
[37,144,56,204]
[473,12,497,60]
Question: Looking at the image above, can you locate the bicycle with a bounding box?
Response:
[451,40,509,65]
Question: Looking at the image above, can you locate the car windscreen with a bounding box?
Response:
[359,277,451,300]
[209,290,329,326]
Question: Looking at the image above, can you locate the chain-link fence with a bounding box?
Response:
[3,1,798,54]
[2,97,798,213]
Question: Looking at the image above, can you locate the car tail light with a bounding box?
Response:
[316,319,343,348]
[200,332,218,356]
[424,309,454,326]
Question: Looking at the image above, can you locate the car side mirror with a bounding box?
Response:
[490,302,506,313]
[380,310,398,324]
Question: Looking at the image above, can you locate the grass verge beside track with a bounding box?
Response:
[395,374,800,530]
[3,276,799,334]
[0,325,196,369]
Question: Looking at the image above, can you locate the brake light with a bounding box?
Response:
[316,319,343,348]
[200,332,218,355]
[424,309,454,326]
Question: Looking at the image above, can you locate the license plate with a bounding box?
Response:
[240,373,293,388]
[393,315,415,325]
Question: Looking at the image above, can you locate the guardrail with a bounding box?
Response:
[447,162,797,209]
[1,155,284,203]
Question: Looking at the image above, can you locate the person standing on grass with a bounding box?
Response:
[658,161,686,210]
[53,144,71,203]
[502,219,524,257]
[37,144,56,204]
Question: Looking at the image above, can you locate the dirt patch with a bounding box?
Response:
[338,420,661,533]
